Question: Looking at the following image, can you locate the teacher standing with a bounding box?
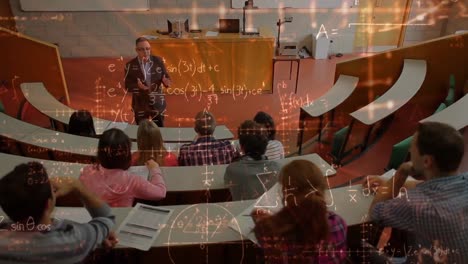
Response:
[124,37,171,126]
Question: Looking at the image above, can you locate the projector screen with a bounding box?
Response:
[20,0,149,11]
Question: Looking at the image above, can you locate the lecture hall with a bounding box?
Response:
[0,0,467,263]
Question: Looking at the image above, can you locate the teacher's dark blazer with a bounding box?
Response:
[124,55,170,120]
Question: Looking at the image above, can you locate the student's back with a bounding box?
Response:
[225,120,280,201]
[368,122,468,263]
[179,111,239,166]
[252,160,347,263]
[79,128,166,207]
[0,162,116,263]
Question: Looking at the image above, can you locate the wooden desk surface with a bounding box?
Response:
[0,194,371,249]
[0,111,42,140]
[0,112,186,157]
[21,82,111,134]
[20,82,234,142]
[350,59,427,125]
[51,181,372,249]
[121,124,234,142]
[0,153,335,192]
[145,28,274,93]
[301,75,359,117]
[145,28,274,43]
[420,93,468,130]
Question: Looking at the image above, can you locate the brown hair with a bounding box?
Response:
[68,109,96,137]
[238,120,268,160]
[253,160,329,245]
[253,111,276,140]
[137,120,167,165]
[417,122,464,173]
[97,128,132,170]
[0,162,52,223]
[135,36,149,46]
[194,111,216,136]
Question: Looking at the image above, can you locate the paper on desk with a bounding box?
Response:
[228,183,284,244]
[116,203,173,251]
[54,207,91,223]
[205,31,219,37]
[106,121,128,131]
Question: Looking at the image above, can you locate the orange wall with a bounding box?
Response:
[0,27,69,104]
[0,1,16,32]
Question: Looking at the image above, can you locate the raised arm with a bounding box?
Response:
[132,159,167,201]
[51,177,115,258]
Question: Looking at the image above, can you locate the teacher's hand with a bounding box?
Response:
[137,78,149,91]
[162,75,171,87]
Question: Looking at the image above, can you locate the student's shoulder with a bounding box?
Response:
[327,211,347,227]
[180,142,194,148]
[217,139,235,147]
[80,164,98,176]
[268,159,282,168]
[269,140,284,147]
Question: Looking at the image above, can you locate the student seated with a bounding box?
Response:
[132,119,177,166]
[253,111,285,160]
[80,128,166,207]
[366,122,468,263]
[68,109,96,137]
[178,111,239,166]
[0,162,116,263]
[224,120,281,201]
[252,160,347,263]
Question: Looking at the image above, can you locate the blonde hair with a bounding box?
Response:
[136,120,167,165]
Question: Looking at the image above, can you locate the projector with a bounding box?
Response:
[279,42,298,56]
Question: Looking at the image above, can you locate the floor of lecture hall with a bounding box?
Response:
[2,54,466,188]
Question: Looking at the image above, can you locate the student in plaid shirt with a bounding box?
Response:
[178,111,239,166]
[367,122,468,263]
[252,160,347,263]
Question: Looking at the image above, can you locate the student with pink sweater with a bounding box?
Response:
[80,128,166,207]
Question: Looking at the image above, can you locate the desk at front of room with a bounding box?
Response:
[144,28,275,94]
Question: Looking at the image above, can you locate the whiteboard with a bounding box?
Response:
[232,0,346,8]
[20,0,149,11]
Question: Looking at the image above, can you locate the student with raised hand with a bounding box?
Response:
[224,120,281,201]
[132,119,177,166]
[253,111,284,160]
[0,162,117,263]
[80,128,166,207]
[68,109,96,137]
[365,121,468,263]
[251,159,348,264]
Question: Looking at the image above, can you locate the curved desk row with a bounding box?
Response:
[420,93,468,130]
[330,59,427,164]
[0,112,182,163]
[20,82,234,142]
[0,182,371,252]
[298,75,359,154]
[0,152,335,193]
[298,59,427,160]
[350,59,427,125]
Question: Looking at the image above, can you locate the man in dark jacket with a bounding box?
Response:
[124,37,171,126]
